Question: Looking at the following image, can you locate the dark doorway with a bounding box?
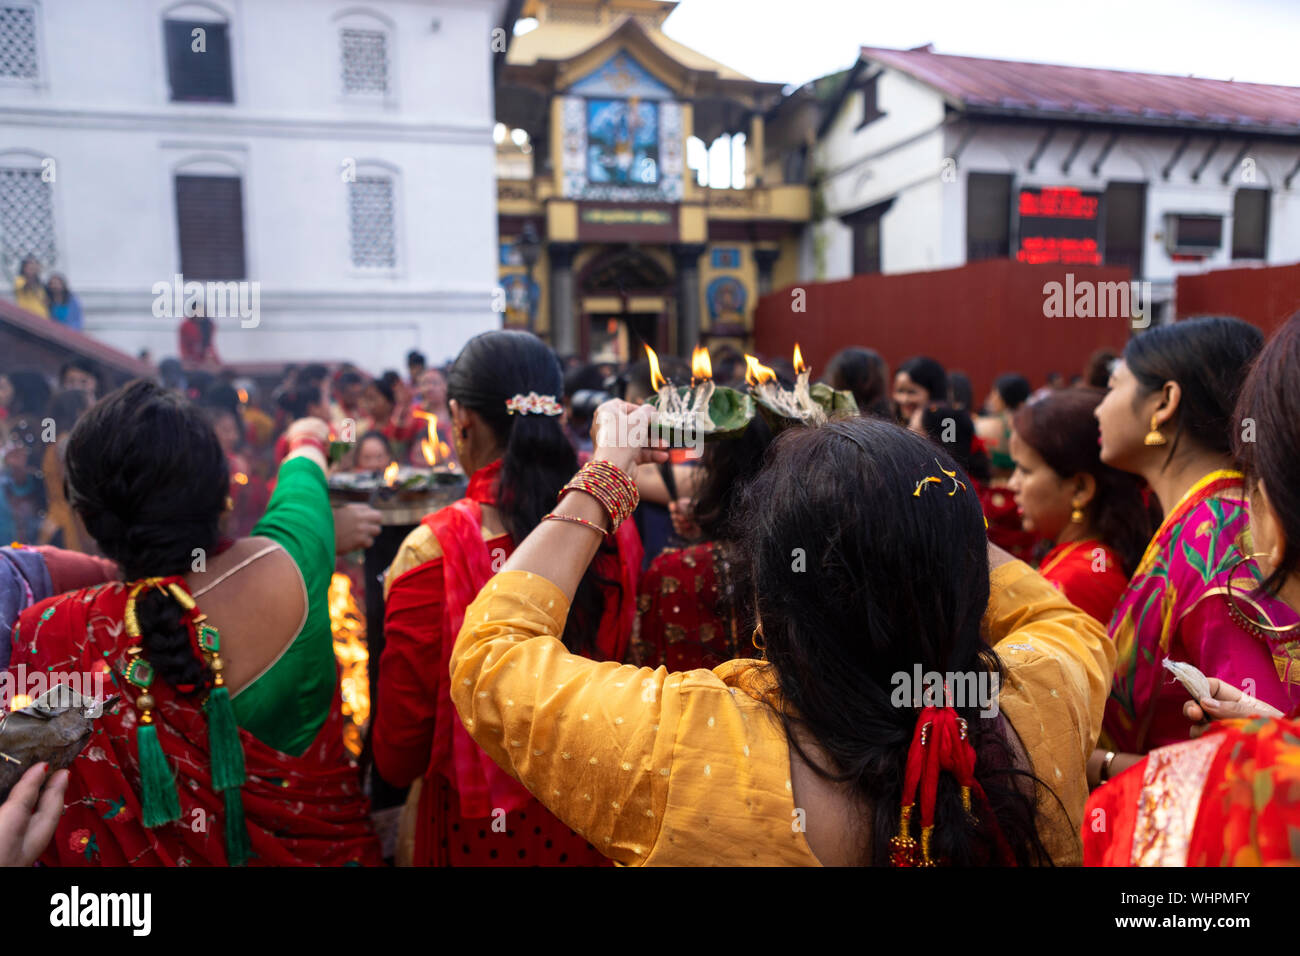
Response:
[578,246,673,360]
[587,311,661,363]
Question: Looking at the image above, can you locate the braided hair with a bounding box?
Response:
[65,379,227,693]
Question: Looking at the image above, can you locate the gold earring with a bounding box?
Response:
[225,495,234,512]
[1070,502,1085,524]
[751,626,765,653]
[1144,414,1167,446]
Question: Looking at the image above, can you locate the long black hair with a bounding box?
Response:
[64,379,227,693]
[1233,311,1300,595]
[738,417,1054,866]
[1124,315,1263,467]
[898,355,948,402]
[447,330,616,654]
[826,347,892,419]
[1013,387,1157,576]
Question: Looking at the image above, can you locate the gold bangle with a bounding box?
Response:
[543,512,608,536]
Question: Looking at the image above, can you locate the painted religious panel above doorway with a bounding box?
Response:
[569,50,674,100]
[560,51,684,203]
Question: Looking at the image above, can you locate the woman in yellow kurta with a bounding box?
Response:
[13,258,49,318]
[451,408,1114,865]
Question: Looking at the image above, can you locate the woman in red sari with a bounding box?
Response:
[374,331,640,866]
[1007,387,1156,625]
[1086,313,1300,864]
[7,381,380,866]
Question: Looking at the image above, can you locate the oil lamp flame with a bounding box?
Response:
[646,344,667,391]
[9,694,32,711]
[691,346,713,383]
[411,408,449,465]
[237,388,249,404]
[744,354,776,386]
[328,573,369,757]
[793,343,808,375]
[383,460,400,485]
[232,472,249,486]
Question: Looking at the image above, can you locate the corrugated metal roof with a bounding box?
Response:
[860,45,1300,134]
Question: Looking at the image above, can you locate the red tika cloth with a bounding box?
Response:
[9,583,382,867]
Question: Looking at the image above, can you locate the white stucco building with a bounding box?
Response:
[804,45,1300,324]
[0,0,513,372]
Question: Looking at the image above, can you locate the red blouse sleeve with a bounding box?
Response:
[33,546,119,593]
[372,559,445,788]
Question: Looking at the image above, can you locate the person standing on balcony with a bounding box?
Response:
[12,258,49,319]
[46,274,82,331]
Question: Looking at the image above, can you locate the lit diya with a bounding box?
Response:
[745,344,858,430]
[645,344,753,445]
[327,411,465,521]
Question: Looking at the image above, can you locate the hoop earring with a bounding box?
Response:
[751,626,765,653]
[1224,552,1300,636]
[1143,414,1167,447]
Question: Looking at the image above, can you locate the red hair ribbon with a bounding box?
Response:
[889,705,1016,866]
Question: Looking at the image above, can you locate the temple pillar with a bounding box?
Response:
[547,242,580,357]
[671,243,707,353]
[753,246,781,296]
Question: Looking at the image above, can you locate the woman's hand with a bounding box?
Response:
[590,400,669,476]
[1182,677,1283,735]
[334,503,383,553]
[286,417,330,444]
[0,763,68,868]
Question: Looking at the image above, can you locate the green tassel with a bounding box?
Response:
[223,786,250,867]
[204,685,246,792]
[136,723,181,827]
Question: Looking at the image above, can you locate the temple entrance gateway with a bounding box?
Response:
[494,0,810,359]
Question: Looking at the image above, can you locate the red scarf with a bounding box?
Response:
[421,459,641,818]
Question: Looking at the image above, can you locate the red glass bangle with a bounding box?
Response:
[558,460,639,530]
[289,434,328,456]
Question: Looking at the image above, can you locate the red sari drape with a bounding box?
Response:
[1085,716,1300,866]
[8,584,382,867]
[378,460,642,865]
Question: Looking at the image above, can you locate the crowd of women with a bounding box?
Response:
[2,310,1300,867]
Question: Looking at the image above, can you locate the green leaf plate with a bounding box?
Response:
[649,385,755,446]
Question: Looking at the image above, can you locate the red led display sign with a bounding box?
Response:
[1016,186,1102,265]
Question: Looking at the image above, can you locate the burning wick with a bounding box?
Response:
[383,460,400,486]
[411,408,452,466]
[745,344,824,423]
[646,344,716,433]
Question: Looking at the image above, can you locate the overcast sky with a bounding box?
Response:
[655,0,1300,89]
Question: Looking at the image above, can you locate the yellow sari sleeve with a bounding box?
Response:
[450,570,675,865]
[985,559,1116,864]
